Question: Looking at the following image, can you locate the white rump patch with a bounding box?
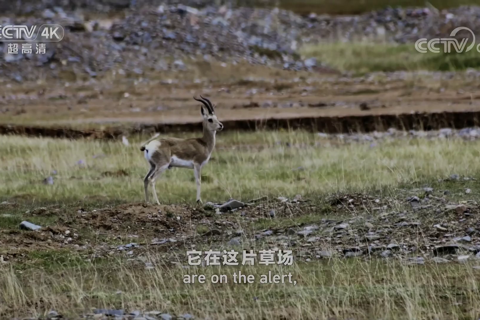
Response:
[144,140,161,162]
[170,155,194,169]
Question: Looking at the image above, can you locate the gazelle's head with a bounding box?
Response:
[194,95,224,132]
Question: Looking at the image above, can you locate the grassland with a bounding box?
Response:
[1,131,478,203]
[1,131,480,319]
[300,42,480,74]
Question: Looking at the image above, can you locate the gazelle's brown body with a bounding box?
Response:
[140,96,223,204]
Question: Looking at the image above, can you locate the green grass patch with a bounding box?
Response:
[300,42,480,74]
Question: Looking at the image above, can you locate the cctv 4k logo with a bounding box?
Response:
[415,27,478,54]
[0,24,64,42]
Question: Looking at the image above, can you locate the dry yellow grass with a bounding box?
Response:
[1,131,480,319]
[1,131,478,204]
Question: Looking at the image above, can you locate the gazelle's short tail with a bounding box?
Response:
[139,133,160,151]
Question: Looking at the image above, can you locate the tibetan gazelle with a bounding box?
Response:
[140,95,224,205]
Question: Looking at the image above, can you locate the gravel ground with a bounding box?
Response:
[1,3,480,81]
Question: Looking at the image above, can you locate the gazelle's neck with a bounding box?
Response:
[202,126,216,151]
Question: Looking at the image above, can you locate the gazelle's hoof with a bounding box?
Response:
[196,199,203,204]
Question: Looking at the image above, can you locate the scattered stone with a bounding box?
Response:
[465,188,472,194]
[317,251,333,258]
[334,223,349,230]
[405,257,425,265]
[455,205,467,214]
[228,237,241,246]
[458,255,471,263]
[380,250,392,258]
[434,224,447,231]
[432,257,450,264]
[433,244,471,256]
[93,309,124,316]
[345,251,363,258]
[269,210,276,218]
[304,57,317,68]
[423,187,434,194]
[387,243,400,250]
[160,314,173,320]
[219,199,245,212]
[19,221,41,231]
[460,236,472,243]
[43,176,54,185]
[297,230,313,237]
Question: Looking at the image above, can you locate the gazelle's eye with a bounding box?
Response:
[208,119,213,123]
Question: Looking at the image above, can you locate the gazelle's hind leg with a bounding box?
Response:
[143,161,156,203]
[149,163,170,205]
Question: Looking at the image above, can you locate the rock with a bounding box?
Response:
[359,102,370,110]
[455,205,467,214]
[387,243,400,250]
[380,250,391,258]
[19,221,41,231]
[433,244,471,256]
[458,255,470,263]
[434,224,447,231]
[43,176,54,185]
[219,200,245,212]
[406,257,425,265]
[160,314,173,320]
[228,237,241,246]
[467,228,476,235]
[269,210,275,218]
[112,31,125,41]
[345,251,363,258]
[423,187,433,194]
[203,229,222,237]
[178,314,194,320]
[261,230,273,236]
[432,257,450,264]
[304,57,317,68]
[365,222,374,229]
[465,188,472,194]
[334,223,349,230]
[42,9,56,18]
[93,309,124,316]
[297,230,312,237]
[318,251,333,258]
[365,234,380,241]
[173,60,185,69]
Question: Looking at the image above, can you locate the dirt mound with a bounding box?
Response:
[74,203,199,233]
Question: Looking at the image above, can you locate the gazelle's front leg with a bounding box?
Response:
[194,164,202,204]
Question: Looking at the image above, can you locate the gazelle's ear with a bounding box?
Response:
[200,106,205,116]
